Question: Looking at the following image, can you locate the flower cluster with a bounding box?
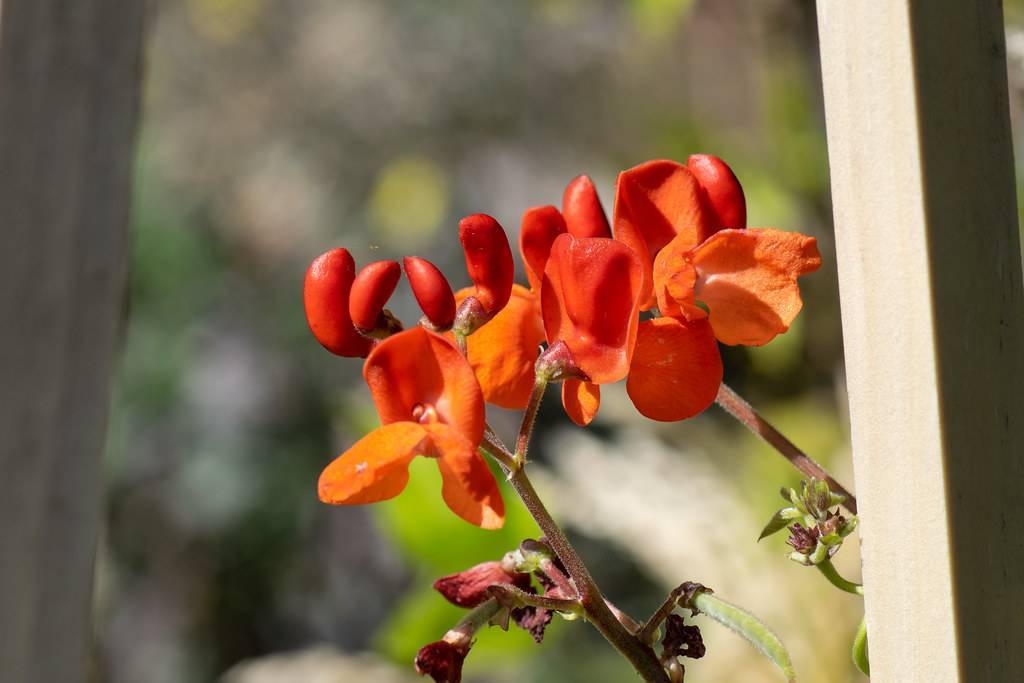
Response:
[304,155,821,529]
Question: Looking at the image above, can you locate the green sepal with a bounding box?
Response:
[758,508,803,541]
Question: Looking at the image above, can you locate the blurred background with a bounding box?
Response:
[97,1,1024,681]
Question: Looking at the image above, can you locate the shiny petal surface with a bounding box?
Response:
[404,256,456,329]
[519,206,567,292]
[627,317,722,422]
[562,379,600,427]
[318,422,427,504]
[541,234,643,384]
[691,228,821,346]
[364,327,484,441]
[457,285,545,410]
[687,154,746,237]
[460,213,514,315]
[350,260,401,331]
[562,175,611,238]
[428,424,505,529]
[303,248,373,357]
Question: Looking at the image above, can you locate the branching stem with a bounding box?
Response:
[715,382,858,514]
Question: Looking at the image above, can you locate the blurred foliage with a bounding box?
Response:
[101,1,1024,682]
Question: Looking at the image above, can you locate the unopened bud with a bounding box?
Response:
[562,174,611,239]
[404,256,456,331]
[459,214,514,316]
[687,154,746,234]
[303,248,373,358]
[350,260,402,334]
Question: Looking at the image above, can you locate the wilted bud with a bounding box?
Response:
[415,640,469,683]
[404,256,456,330]
[433,561,532,609]
[303,248,373,357]
[785,523,819,555]
[661,613,706,660]
[562,175,611,239]
[459,214,514,316]
[349,260,402,335]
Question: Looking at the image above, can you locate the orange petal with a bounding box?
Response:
[562,175,611,239]
[562,379,600,426]
[455,285,545,409]
[427,424,505,529]
[541,234,643,384]
[318,422,427,505]
[691,228,821,346]
[364,327,484,442]
[652,232,705,321]
[626,317,722,422]
[612,159,710,306]
[519,206,567,292]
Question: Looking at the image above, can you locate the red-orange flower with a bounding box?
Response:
[614,156,820,421]
[318,326,504,529]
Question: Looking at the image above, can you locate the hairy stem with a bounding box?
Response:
[507,468,669,682]
[638,584,687,645]
[715,382,858,514]
[514,378,547,467]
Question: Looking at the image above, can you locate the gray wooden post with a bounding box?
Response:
[0,1,146,681]
[817,1,1024,680]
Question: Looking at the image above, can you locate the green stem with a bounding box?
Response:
[852,616,870,676]
[445,598,503,646]
[487,583,583,616]
[715,382,858,515]
[817,559,865,595]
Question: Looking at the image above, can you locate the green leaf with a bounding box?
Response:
[691,591,796,682]
[758,507,801,541]
[852,616,870,676]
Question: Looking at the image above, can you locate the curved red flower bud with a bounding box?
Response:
[303,248,373,357]
[349,260,401,332]
[404,256,456,330]
[459,214,514,315]
[687,154,746,237]
[519,205,566,292]
[541,234,643,384]
[562,175,611,239]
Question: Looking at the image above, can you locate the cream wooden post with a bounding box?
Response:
[0,1,146,681]
[817,1,1024,680]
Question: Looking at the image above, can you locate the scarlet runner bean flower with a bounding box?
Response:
[317,326,504,528]
[456,155,819,425]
